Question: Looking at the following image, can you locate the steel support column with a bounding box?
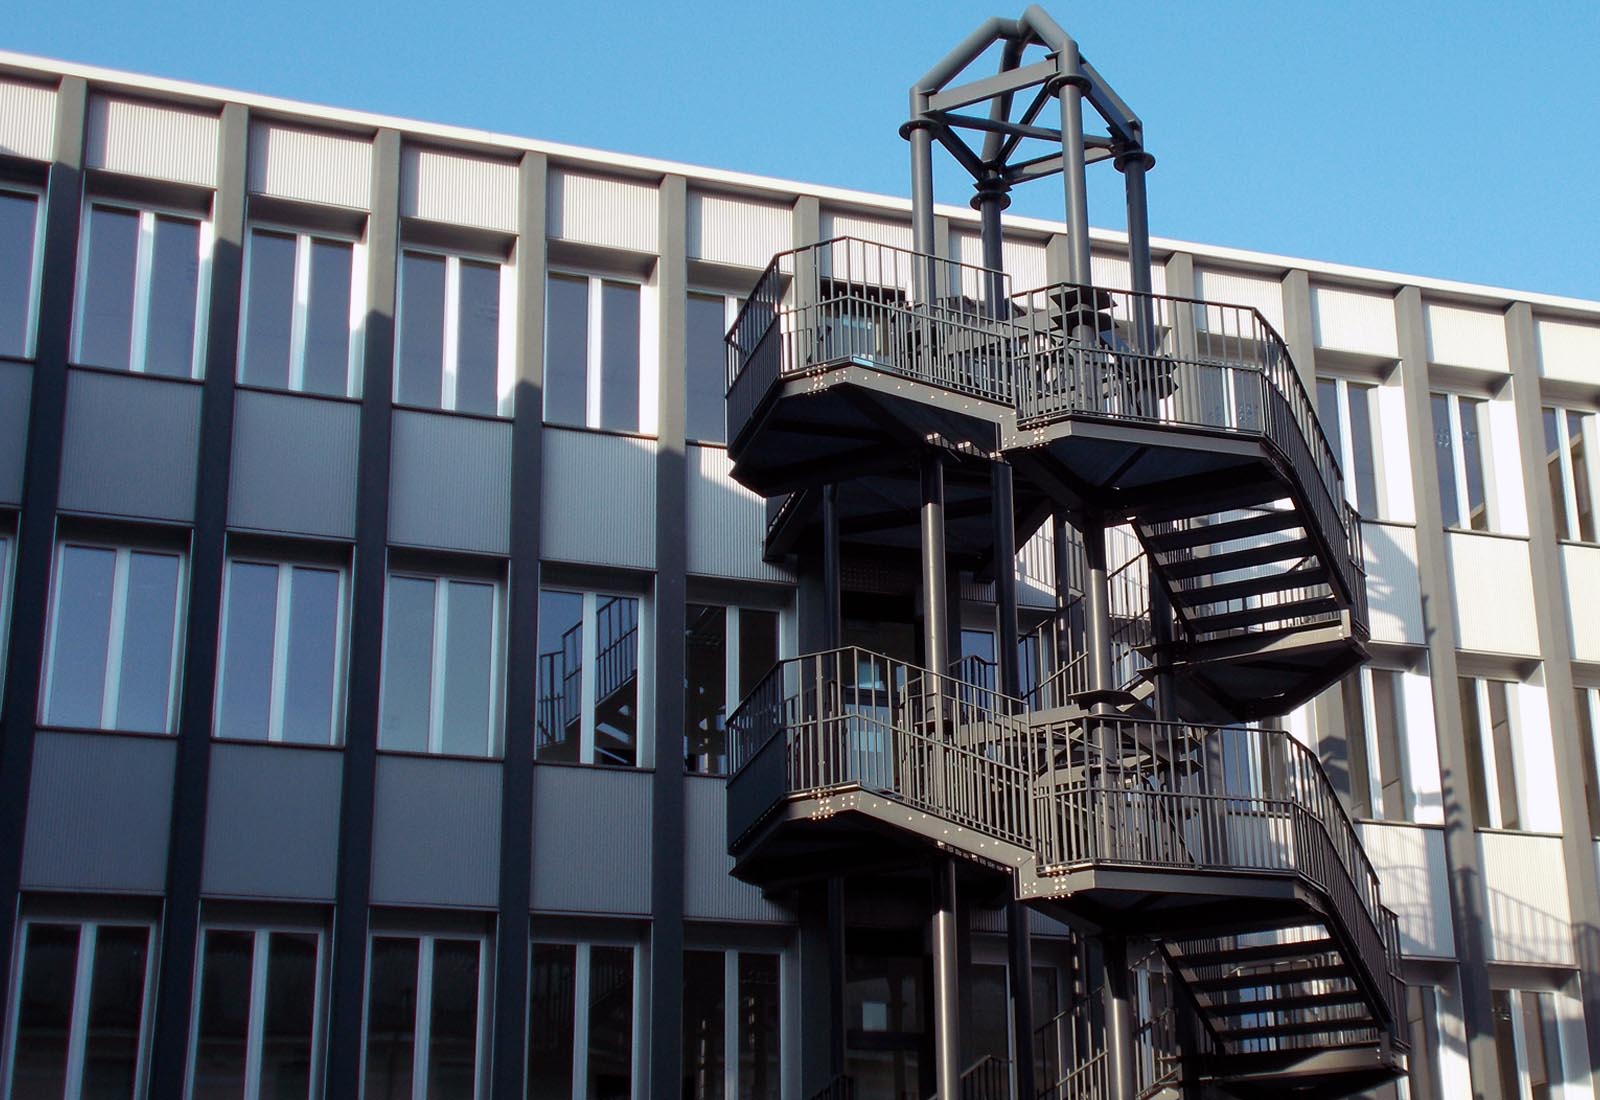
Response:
[1053,54,1092,287]
[1082,515,1112,707]
[1103,936,1136,1100]
[974,176,1010,316]
[932,856,962,1100]
[828,877,847,1077]
[908,94,939,301]
[921,453,951,679]
[823,482,843,650]
[1052,512,1075,685]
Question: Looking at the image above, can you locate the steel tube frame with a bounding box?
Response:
[1054,50,1093,288]
[921,452,951,681]
[1103,936,1137,1100]
[933,856,962,1100]
[823,482,843,650]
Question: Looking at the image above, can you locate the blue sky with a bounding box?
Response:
[8,1,1599,300]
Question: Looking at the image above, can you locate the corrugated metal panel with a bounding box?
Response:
[1446,532,1539,656]
[1018,522,1058,608]
[85,95,219,188]
[1361,521,1422,645]
[541,429,655,568]
[1195,267,1286,335]
[820,210,913,251]
[202,743,342,900]
[685,445,791,583]
[58,369,200,522]
[547,168,658,252]
[1311,286,1398,358]
[248,121,372,210]
[228,390,359,539]
[1424,303,1508,372]
[370,755,502,908]
[21,731,174,893]
[531,766,650,914]
[1359,823,1453,958]
[1564,544,1600,662]
[1479,831,1573,965]
[0,76,57,162]
[1536,318,1600,386]
[400,145,518,233]
[389,410,511,555]
[1089,253,1169,296]
[683,776,788,922]
[688,191,791,268]
[967,906,1073,938]
[0,362,30,506]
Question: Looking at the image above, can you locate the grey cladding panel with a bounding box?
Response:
[370,755,502,908]
[389,410,511,554]
[229,390,359,538]
[58,369,200,521]
[202,742,343,900]
[531,766,650,914]
[0,361,30,505]
[540,429,655,568]
[22,731,175,892]
[683,775,788,922]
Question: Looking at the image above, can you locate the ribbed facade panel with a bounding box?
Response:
[370,755,502,909]
[21,731,175,893]
[85,94,219,188]
[1311,285,1399,358]
[0,361,30,506]
[202,743,342,900]
[1361,521,1423,645]
[953,232,1051,294]
[1424,302,1509,372]
[1195,267,1286,335]
[820,210,913,252]
[1479,831,1575,965]
[1446,531,1539,656]
[228,389,359,538]
[540,428,655,568]
[1563,544,1600,662]
[531,766,651,914]
[1536,317,1600,385]
[1088,252,1169,297]
[0,76,56,162]
[58,368,200,522]
[389,409,512,555]
[547,168,658,252]
[688,190,791,269]
[401,145,518,233]
[1359,823,1454,958]
[685,445,790,583]
[682,776,787,922]
[247,121,373,210]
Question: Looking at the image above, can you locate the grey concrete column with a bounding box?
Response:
[1279,268,1319,398]
[932,857,961,1100]
[1163,251,1196,301]
[1394,284,1502,1100]
[1505,300,1600,1094]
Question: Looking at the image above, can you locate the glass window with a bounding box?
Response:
[685,604,779,774]
[1460,677,1522,830]
[536,589,640,767]
[1432,392,1491,531]
[76,201,208,377]
[1491,988,1563,1100]
[43,541,185,733]
[1344,667,1412,820]
[543,274,642,433]
[682,949,782,1100]
[0,527,13,692]
[528,942,577,1100]
[216,557,346,745]
[191,926,321,1100]
[0,187,44,358]
[1544,407,1598,543]
[529,940,636,1100]
[1316,376,1382,517]
[380,572,502,757]
[687,292,731,444]
[396,249,504,415]
[5,920,154,1099]
[240,226,357,396]
[364,933,485,1100]
[1576,687,1600,837]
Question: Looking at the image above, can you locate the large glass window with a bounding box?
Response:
[0,187,44,358]
[216,556,346,745]
[1544,406,1597,543]
[4,918,154,1099]
[686,604,779,773]
[1576,687,1600,838]
[191,926,321,1100]
[536,589,641,766]
[239,226,359,397]
[396,249,505,416]
[43,540,185,733]
[1460,677,1522,830]
[528,940,635,1100]
[686,292,735,444]
[0,525,13,694]
[75,201,208,377]
[1491,988,1563,1100]
[682,949,781,1100]
[363,933,486,1100]
[544,274,641,433]
[1343,667,1412,820]
[380,571,502,757]
[1316,376,1382,518]
[1431,392,1491,531]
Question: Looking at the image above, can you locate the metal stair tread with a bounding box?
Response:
[1144,509,1303,552]
[1185,594,1341,634]
[1171,938,1338,970]
[1189,963,1352,993]
[1204,990,1370,1017]
[1160,537,1316,579]
[1215,1017,1380,1043]
[1168,565,1330,608]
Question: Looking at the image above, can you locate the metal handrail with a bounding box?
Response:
[806,1075,855,1100]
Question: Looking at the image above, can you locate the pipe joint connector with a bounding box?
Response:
[898,118,938,141]
[1113,147,1156,173]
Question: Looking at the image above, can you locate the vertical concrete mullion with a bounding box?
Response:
[324,126,401,1098]
[146,100,249,1097]
[1279,268,1319,398]
[490,149,547,1100]
[1505,300,1600,1093]
[1394,285,1503,1099]
[0,74,87,1044]
[649,172,689,1100]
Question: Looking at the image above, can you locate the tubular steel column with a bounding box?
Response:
[907,91,939,302]
[922,453,951,680]
[1052,512,1076,689]
[823,482,843,650]
[974,176,1011,315]
[932,856,962,1100]
[1053,50,1093,288]
[1102,937,1137,1100]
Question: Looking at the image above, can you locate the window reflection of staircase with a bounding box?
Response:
[535,597,638,763]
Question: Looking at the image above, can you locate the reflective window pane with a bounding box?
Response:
[381,577,436,752]
[593,597,639,767]
[218,561,279,741]
[1347,382,1380,517]
[10,923,79,1098]
[685,605,726,773]
[738,609,779,701]
[544,275,588,427]
[440,580,495,756]
[588,946,633,1100]
[116,551,181,732]
[80,924,150,1098]
[241,229,296,389]
[1546,408,1570,540]
[282,567,341,746]
[599,282,640,432]
[193,930,254,1100]
[1570,410,1595,542]
[1459,396,1489,531]
[737,954,781,1100]
[1370,669,1409,820]
[528,943,576,1100]
[427,939,481,1099]
[79,206,140,370]
[303,238,354,396]
[398,252,446,408]
[536,590,584,762]
[455,260,500,415]
[1431,394,1459,528]
[47,545,117,728]
[0,191,39,357]
[145,215,201,377]
[687,293,727,443]
[365,937,420,1100]
[682,950,725,1100]
[260,933,318,1100]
